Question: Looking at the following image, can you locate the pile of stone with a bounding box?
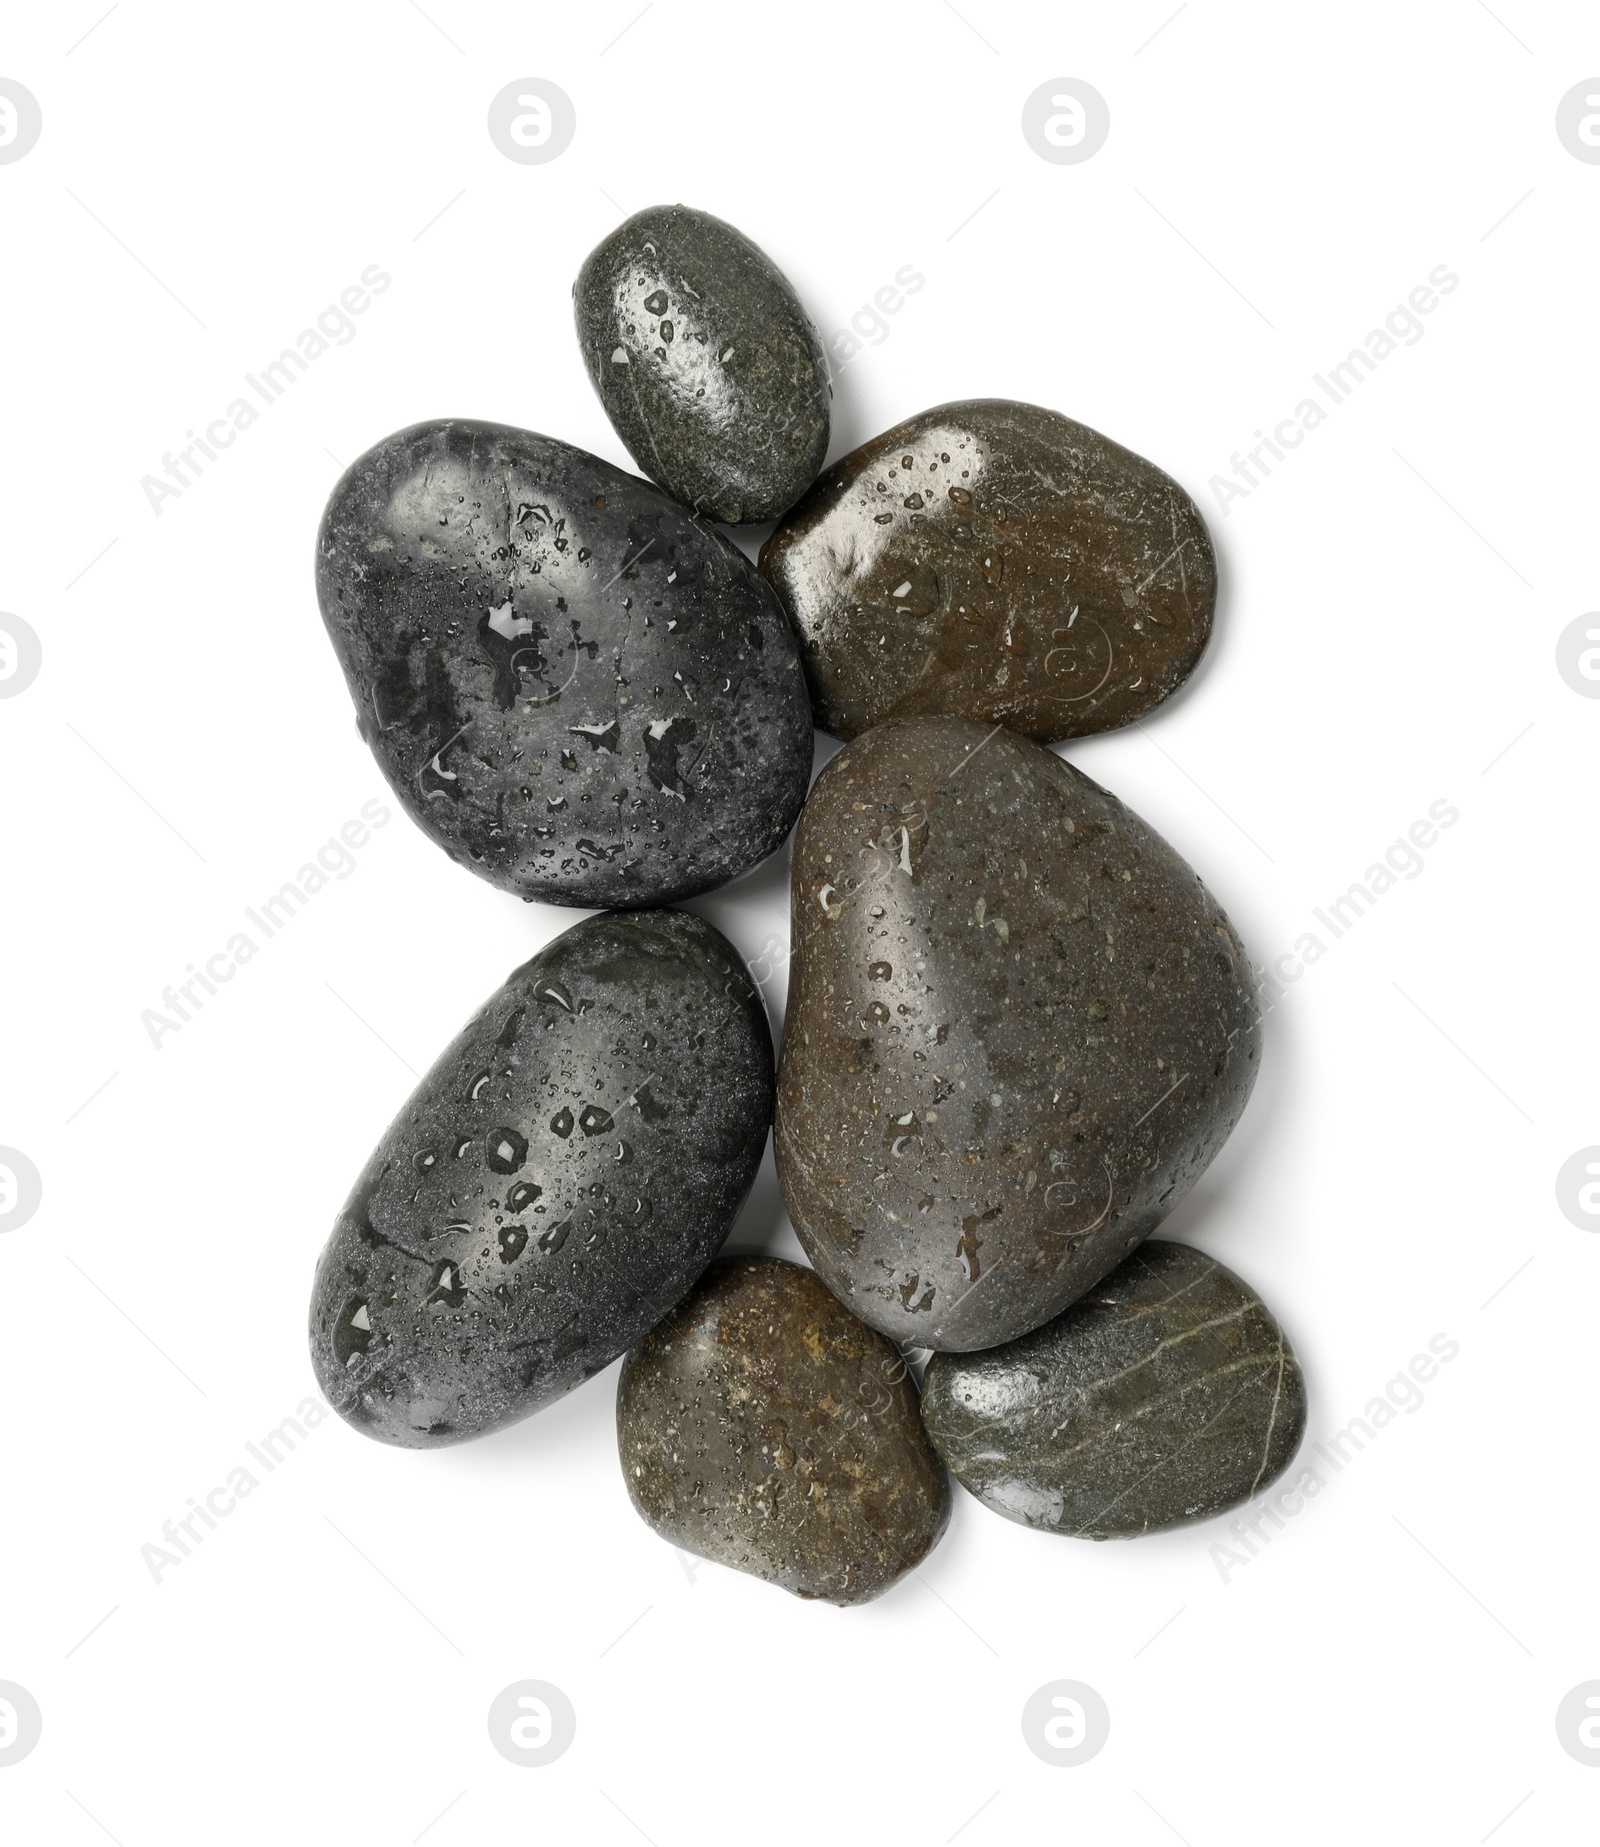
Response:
[307,204,1304,1605]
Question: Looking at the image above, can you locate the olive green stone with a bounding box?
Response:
[574,204,831,523]
[921,1241,1307,1539]
[759,399,1215,740]
[616,1256,950,1604]
[775,715,1260,1352]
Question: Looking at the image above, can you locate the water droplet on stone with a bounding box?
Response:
[487,1128,528,1174]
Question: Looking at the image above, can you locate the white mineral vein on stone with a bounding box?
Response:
[1249,1332,1289,1495]
[1061,1362,1280,1537]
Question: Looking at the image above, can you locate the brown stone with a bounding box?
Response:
[759,399,1215,741]
[774,716,1260,1352]
[616,1256,950,1604]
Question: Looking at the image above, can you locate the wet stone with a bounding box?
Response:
[775,715,1260,1353]
[616,1255,950,1605]
[921,1241,1307,1539]
[574,204,831,523]
[316,418,813,908]
[759,399,1215,741]
[308,909,774,1448]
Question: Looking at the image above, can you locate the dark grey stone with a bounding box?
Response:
[574,205,830,523]
[921,1241,1307,1538]
[775,715,1260,1352]
[308,910,774,1448]
[759,399,1215,741]
[617,1255,950,1604]
[315,418,813,908]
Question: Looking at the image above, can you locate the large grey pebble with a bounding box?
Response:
[308,909,773,1447]
[316,418,813,907]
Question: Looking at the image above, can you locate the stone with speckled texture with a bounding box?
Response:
[759,400,1214,741]
[316,418,813,908]
[617,1255,950,1604]
[921,1240,1306,1539]
[774,715,1260,1353]
[309,909,774,1448]
[575,205,831,523]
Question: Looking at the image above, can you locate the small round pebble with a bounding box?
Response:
[617,1256,950,1604]
[575,204,830,522]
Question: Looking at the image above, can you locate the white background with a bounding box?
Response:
[1,1,1595,1839]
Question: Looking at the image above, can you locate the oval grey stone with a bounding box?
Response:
[921,1241,1307,1538]
[775,715,1260,1351]
[574,205,830,523]
[759,399,1215,741]
[309,910,774,1447]
[316,418,813,907]
[617,1255,950,1604]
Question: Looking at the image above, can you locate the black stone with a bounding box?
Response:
[921,1241,1307,1538]
[617,1255,950,1604]
[776,716,1260,1352]
[308,910,774,1447]
[574,205,830,523]
[316,419,813,907]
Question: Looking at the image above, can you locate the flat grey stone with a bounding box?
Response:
[921,1241,1307,1538]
